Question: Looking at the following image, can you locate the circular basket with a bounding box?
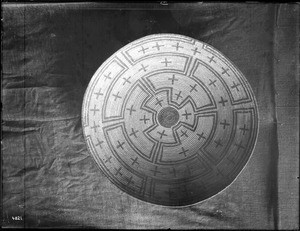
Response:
[82,34,259,206]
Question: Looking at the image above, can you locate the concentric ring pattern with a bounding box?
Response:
[82,34,259,206]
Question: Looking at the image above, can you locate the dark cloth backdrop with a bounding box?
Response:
[2,3,299,229]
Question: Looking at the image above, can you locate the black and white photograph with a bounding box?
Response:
[1,2,299,229]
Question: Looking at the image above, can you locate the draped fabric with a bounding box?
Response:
[2,3,299,229]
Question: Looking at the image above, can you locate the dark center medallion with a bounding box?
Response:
[158,107,179,128]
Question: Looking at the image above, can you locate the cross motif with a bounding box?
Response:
[126,105,136,115]
[140,115,150,124]
[157,130,167,139]
[214,166,224,177]
[190,84,198,93]
[197,132,206,141]
[151,166,161,176]
[90,105,99,115]
[104,156,112,163]
[235,140,245,152]
[221,67,230,76]
[182,110,192,120]
[175,91,183,100]
[130,157,139,166]
[161,58,172,67]
[185,166,191,176]
[168,74,178,85]
[227,157,235,165]
[207,55,216,63]
[155,98,163,107]
[116,141,125,149]
[240,124,249,135]
[179,147,189,157]
[220,119,230,129]
[94,88,103,99]
[112,92,122,101]
[214,139,223,148]
[114,167,123,176]
[152,42,164,51]
[182,185,189,196]
[218,97,228,106]
[170,167,176,177]
[139,64,149,72]
[231,81,241,91]
[95,138,104,148]
[122,76,131,85]
[129,128,139,138]
[167,188,175,198]
[138,46,149,54]
[191,47,201,55]
[91,121,100,133]
[126,176,134,186]
[104,72,112,81]
[181,130,188,137]
[172,42,183,51]
[209,79,217,87]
